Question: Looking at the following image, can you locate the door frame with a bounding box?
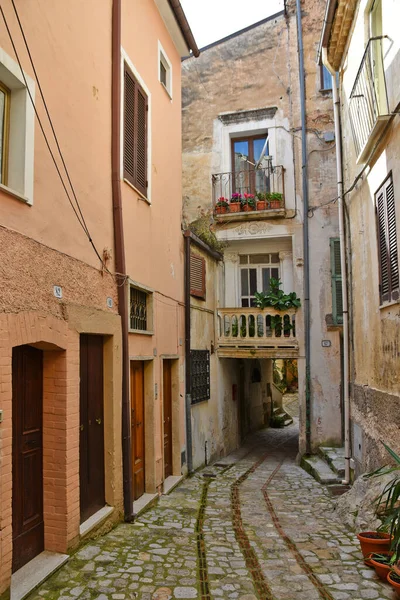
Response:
[161,356,180,480]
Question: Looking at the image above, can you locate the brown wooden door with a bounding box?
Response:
[12,345,44,572]
[80,334,105,523]
[163,361,173,479]
[131,361,145,500]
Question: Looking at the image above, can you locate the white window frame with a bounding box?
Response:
[158,41,172,100]
[120,47,152,203]
[0,47,35,205]
[239,254,280,307]
[128,279,154,335]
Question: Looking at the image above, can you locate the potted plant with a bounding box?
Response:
[387,570,400,598]
[255,191,268,211]
[230,193,242,213]
[269,192,283,209]
[369,552,394,580]
[241,193,255,212]
[215,197,229,215]
[357,532,392,564]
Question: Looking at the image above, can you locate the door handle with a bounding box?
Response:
[96,418,102,425]
[80,424,84,431]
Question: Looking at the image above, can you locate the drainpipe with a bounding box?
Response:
[296,0,311,454]
[322,48,351,484]
[184,232,193,474]
[112,0,133,518]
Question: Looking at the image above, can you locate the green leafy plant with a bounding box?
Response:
[216,198,229,208]
[256,191,267,201]
[254,278,301,311]
[189,213,227,253]
[270,414,286,428]
[269,192,283,202]
[240,194,256,208]
[366,443,400,563]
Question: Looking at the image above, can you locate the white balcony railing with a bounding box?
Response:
[218,307,298,348]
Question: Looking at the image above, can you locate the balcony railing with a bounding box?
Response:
[212,164,285,213]
[218,307,298,349]
[349,37,390,162]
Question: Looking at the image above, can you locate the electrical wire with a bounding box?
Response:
[0,3,118,281]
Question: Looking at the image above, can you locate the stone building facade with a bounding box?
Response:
[182,0,342,458]
[320,0,400,476]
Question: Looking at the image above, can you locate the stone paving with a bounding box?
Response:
[28,424,394,600]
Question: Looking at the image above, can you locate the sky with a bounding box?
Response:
[180,0,284,49]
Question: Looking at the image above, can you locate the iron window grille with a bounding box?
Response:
[130,287,148,331]
[190,350,210,404]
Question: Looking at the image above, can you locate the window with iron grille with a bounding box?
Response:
[130,286,149,331]
[190,350,210,404]
[190,253,206,299]
[123,63,148,197]
[330,239,343,325]
[375,174,399,304]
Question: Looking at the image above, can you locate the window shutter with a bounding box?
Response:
[123,64,148,196]
[124,67,135,186]
[190,253,206,299]
[330,238,343,325]
[376,174,399,304]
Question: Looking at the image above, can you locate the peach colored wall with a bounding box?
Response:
[121,0,186,490]
[0,0,115,271]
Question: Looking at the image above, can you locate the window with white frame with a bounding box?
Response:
[0,49,35,204]
[158,43,172,98]
[239,253,280,307]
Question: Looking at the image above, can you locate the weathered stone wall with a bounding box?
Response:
[182,0,342,455]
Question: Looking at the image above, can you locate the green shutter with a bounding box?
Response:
[330,238,343,325]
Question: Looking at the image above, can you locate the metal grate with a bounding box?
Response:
[130,287,148,331]
[190,350,210,404]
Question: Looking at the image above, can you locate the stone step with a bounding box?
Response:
[318,446,346,478]
[301,454,342,485]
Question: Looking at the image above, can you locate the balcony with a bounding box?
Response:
[217,307,299,359]
[349,37,391,164]
[212,164,286,221]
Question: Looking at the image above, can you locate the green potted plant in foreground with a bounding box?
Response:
[255,191,269,211]
[215,197,229,215]
[268,192,283,209]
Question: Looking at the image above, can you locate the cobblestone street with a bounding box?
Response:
[29,424,392,600]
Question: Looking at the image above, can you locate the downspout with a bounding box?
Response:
[112,0,133,518]
[296,0,311,454]
[322,48,351,484]
[184,232,193,474]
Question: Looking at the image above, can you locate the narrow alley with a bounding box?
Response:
[27,424,390,600]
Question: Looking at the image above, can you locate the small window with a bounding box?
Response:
[190,253,206,299]
[190,350,210,404]
[239,254,280,307]
[375,174,399,304]
[0,81,10,185]
[158,44,172,98]
[129,285,153,333]
[320,64,332,91]
[330,239,343,325]
[123,63,148,197]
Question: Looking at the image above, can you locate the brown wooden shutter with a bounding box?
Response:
[123,64,148,196]
[376,174,399,303]
[190,253,206,299]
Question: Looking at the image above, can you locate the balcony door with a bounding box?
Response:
[369,0,388,115]
[239,253,280,307]
[231,135,269,196]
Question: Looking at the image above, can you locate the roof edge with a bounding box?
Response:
[317,0,338,65]
[168,0,200,57]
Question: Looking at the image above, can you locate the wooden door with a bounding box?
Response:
[12,345,44,572]
[163,361,173,479]
[130,361,145,500]
[80,334,105,523]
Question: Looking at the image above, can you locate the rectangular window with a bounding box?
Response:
[0,81,10,185]
[190,350,210,404]
[231,134,269,196]
[124,64,148,197]
[129,285,153,333]
[190,253,206,299]
[330,239,343,325]
[376,174,399,304]
[239,253,280,307]
[158,44,172,98]
[320,64,332,91]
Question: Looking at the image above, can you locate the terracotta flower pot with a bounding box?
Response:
[269,200,281,209]
[215,205,228,214]
[370,552,393,581]
[387,571,400,599]
[242,204,254,212]
[256,200,266,210]
[357,532,392,563]
[229,202,241,213]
